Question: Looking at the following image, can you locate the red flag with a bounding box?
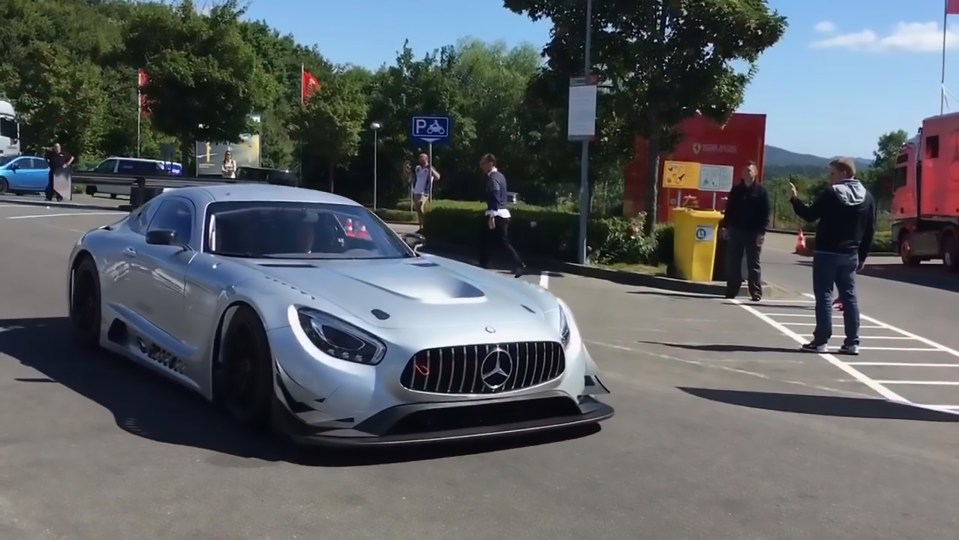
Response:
[948,0,959,15]
[301,69,321,105]
[138,69,152,117]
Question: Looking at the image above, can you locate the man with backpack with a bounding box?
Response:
[789,157,876,355]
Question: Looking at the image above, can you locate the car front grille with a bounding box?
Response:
[400,341,566,395]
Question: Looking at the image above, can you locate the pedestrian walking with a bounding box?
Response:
[44,142,73,202]
[477,153,525,278]
[789,157,876,355]
[720,161,769,301]
[410,153,440,232]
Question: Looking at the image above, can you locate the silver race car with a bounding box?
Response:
[66,184,614,446]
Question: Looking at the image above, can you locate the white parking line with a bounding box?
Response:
[539,272,549,289]
[734,295,959,415]
[7,211,123,220]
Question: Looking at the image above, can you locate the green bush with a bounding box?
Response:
[803,230,893,254]
[373,208,416,223]
[422,200,663,265]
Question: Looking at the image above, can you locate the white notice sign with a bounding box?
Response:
[567,81,598,140]
[698,164,735,192]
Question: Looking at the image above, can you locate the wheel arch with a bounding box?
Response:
[209,299,269,401]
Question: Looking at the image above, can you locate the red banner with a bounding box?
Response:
[301,69,321,105]
[138,69,152,117]
[948,0,959,16]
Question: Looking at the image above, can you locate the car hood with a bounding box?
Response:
[242,256,556,329]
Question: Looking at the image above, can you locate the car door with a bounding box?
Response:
[27,158,49,191]
[105,200,159,320]
[135,197,197,344]
[5,156,30,190]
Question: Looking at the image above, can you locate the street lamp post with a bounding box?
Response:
[370,121,382,209]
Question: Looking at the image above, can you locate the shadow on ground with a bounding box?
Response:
[859,263,959,294]
[639,340,801,354]
[679,387,959,422]
[0,317,599,466]
[420,244,566,280]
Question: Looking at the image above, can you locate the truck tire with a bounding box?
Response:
[942,231,959,272]
[899,231,921,266]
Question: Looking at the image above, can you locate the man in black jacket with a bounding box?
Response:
[790,157,876,356]
[478,153,525,277]
[721,161,769,300]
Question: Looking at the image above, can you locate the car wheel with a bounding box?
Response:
[219,306,274,430]
[0,177,8,195]
[70,256,102,348]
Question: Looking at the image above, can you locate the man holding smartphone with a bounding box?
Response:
[789,157,876,355]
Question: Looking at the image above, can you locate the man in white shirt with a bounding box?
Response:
[411,153,440,231]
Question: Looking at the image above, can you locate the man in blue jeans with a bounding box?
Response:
[789,157,876,355]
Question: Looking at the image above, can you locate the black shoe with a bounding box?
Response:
[750,295,761,302]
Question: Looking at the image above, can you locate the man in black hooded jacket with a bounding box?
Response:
[790,157,876,356]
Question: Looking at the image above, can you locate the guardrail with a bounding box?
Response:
[69,171,271,209]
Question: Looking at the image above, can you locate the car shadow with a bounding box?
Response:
[678,387,959,422]
[859,263,959,294]
[639,340,802,354]
[0,316,600,467]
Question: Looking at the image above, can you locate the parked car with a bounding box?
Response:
[0,155,50,195]
[85,157,183,199]
[66,183,614,446]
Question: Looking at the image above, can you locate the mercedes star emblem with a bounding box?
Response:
[480,347,513,390]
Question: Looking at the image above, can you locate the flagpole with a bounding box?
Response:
[942,0,949,114]
[136,70,142,157]
[299,64,304,182]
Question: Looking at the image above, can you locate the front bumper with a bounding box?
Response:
[272,391,614,447]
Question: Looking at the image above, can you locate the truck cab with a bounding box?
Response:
[891,113,959,270]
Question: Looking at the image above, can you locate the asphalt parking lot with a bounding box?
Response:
[0,202,957,539]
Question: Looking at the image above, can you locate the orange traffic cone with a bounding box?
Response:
[793,229,807,255]
[344,218,354,236]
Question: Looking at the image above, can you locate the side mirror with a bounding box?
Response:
[146,229,176,246]
[402,232,426,253]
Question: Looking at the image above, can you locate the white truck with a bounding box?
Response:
[0,100,21,157]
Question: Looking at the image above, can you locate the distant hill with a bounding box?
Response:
[764,145,871,179]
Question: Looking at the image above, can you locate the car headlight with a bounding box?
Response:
[559,306,571,348]
[296,307,386,365]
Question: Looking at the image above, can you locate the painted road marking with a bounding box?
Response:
[734,295,959,414]
[7,211,123,220]
[539,272,549,289]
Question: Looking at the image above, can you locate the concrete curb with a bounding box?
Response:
[421,241,754,297]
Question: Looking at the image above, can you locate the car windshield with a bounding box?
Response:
[204,201,415,260]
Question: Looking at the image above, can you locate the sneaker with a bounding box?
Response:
[800,342,827,353]
[838,344,860,356]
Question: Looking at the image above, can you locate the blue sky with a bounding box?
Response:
[242,0,959,159]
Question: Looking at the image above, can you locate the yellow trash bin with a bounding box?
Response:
[671,208,724,282]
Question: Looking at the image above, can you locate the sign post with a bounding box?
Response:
[568,0,596,265]
[411,115,451,202]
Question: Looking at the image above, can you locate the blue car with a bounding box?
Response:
[0,155,50,194]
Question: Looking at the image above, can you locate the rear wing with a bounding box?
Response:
[69,171,282,210]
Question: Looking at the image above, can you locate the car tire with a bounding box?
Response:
[218,306,275,430]
[70,256,102,349]
[0,177,8,195]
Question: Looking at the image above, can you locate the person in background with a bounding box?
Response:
[477,153,525,278]
[720,161,769,301]
[411,153,440,232]
[44,142,73,202]
[221,150,237,179]
[789,157,876,355]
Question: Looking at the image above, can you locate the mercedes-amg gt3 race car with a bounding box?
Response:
[66,184,614,446]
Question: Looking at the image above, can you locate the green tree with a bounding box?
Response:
[504,0,788,232]
[121,0,265,166]
[294,68,370,192]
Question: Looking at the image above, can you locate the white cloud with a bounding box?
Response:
[810,21,959,52]
[814,21,837,34]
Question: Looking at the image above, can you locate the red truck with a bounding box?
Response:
[890,113,959,270]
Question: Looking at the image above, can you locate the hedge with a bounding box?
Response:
[803,230,893,254]
[421,199,670,266]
